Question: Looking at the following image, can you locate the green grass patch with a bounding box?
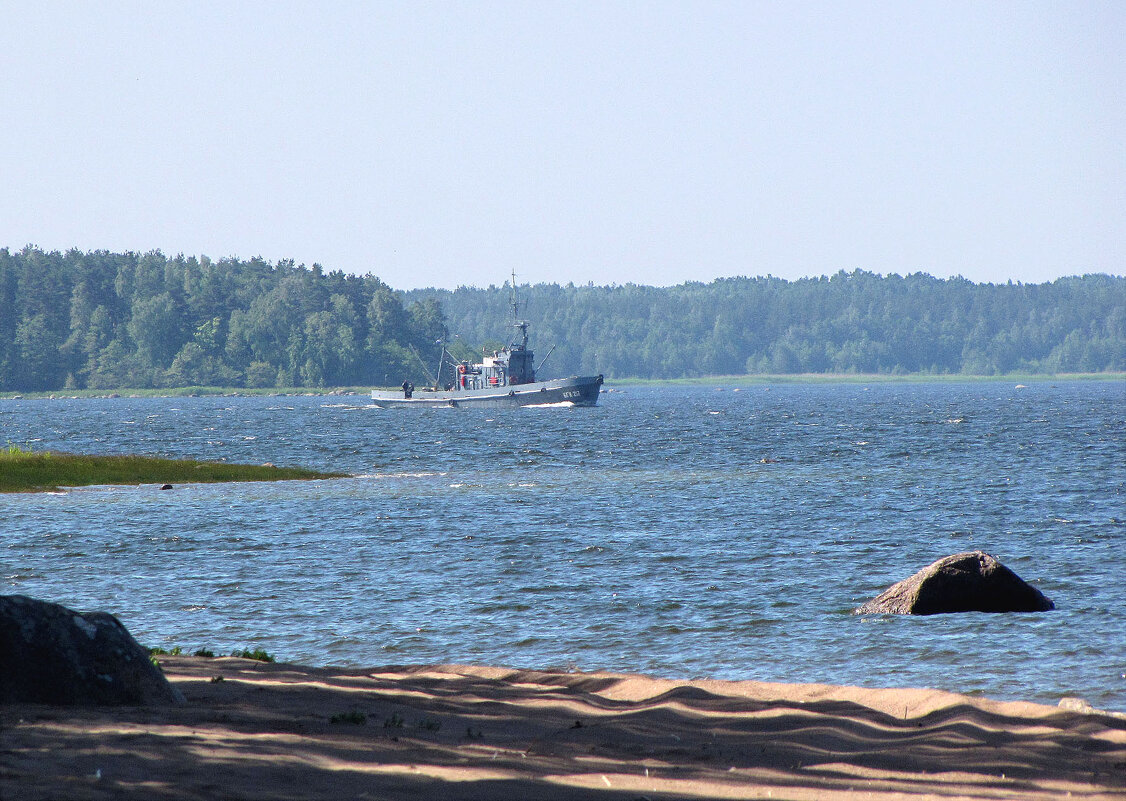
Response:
[148,645,183,656]
[0,446,347,493]
[230,648,275,663]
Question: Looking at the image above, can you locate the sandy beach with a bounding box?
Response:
[2,656,1124,800]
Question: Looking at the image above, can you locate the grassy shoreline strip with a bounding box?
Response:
[606,371,1126,386]
[0,449,348,493]
[0,386,370,400]
[0,373,1122,399]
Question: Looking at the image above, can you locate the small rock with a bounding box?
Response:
[1059,697,1095,714]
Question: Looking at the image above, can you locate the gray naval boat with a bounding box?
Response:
[370,287,603,409]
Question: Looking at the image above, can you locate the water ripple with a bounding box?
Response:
[1,381,1123,710]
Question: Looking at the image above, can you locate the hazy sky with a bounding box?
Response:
[1,1,1122,290]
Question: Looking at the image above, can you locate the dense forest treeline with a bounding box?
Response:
[0,247,1123,392]
[413,271,1125,378]
[0,247,448,391]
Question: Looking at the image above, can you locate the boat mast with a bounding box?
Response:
[511,267,528,350]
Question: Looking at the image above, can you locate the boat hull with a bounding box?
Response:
[371,374,604,408]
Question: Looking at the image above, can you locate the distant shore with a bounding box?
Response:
[607,371,1126,386]
[1,372,1122,400]
[0,386,369,400]
[2,657,1123,800]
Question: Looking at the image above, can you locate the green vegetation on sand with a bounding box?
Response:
[0,446,346,493]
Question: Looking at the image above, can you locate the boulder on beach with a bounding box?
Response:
[854,551,1055,615]
[0,594,184,705]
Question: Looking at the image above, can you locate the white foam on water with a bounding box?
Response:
[523,401,575,409]
[353,471,447,479]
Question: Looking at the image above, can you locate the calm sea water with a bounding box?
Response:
[2,381,1123,710]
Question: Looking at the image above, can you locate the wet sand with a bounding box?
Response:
[2,656,1124,800]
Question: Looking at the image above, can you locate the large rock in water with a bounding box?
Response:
[0,595,184,705]
[854,551,1055,615]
